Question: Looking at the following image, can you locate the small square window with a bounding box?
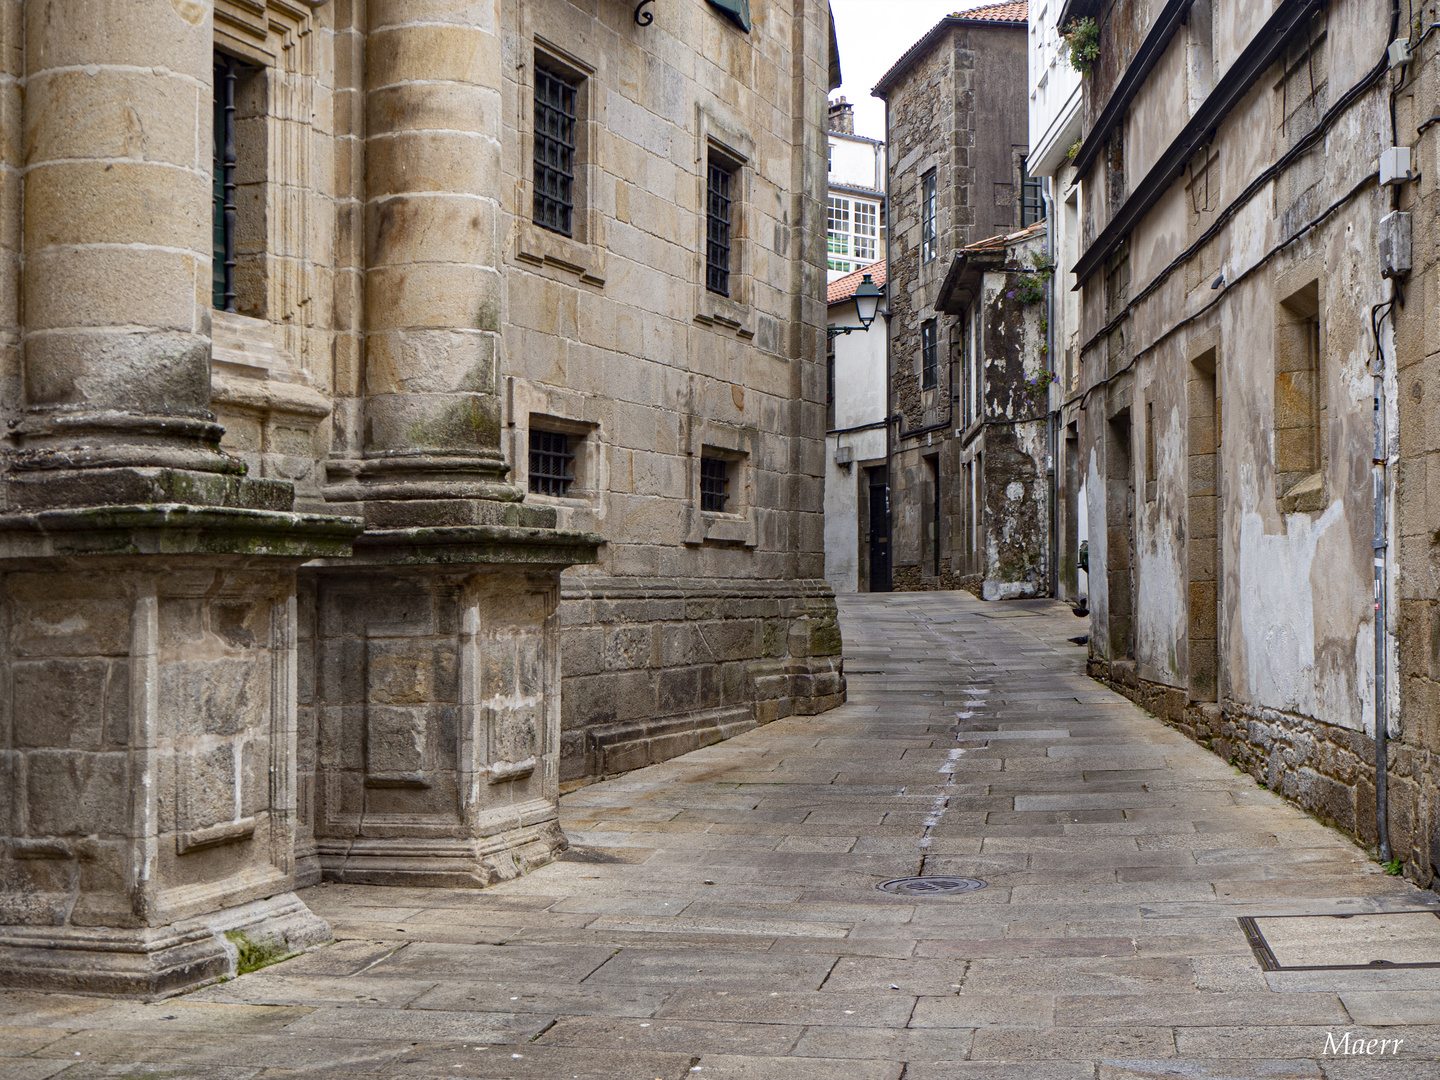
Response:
[529,429,574,496]
[700,456,731,512]
[706,155,736,296]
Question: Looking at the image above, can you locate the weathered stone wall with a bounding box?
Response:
[495,0,844,783]
[879,16,1030,591]
[1073,1,1422,875]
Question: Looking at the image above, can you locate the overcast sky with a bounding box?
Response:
[829,1,1000,142]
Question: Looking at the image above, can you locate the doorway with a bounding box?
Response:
[867,465,891,592]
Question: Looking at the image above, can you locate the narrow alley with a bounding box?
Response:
[5,594,1440,1078]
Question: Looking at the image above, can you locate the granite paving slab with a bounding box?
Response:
[5,592,1440,1076]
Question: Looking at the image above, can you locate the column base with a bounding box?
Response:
[0,893,330,999]
[317,819,567,889]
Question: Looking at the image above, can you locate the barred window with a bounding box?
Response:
[920,170,937,263]
[921,319,938,391]
[700,456,730,512]
[706,155,735,295]
[528,429,574,496]
[533,66,578,236]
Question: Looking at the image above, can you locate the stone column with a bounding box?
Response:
[326,0,515,509]
[0,1,363,996]
[301,3,601,886]
[12,0,247,505]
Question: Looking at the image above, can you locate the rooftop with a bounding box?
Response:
[872,2,1028,98]
[828,259,887,305]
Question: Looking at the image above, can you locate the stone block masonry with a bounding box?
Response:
[0,0,842,996]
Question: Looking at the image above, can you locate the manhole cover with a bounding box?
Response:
[877,877,986,896]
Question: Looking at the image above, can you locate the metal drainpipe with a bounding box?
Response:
[1374,277,1394,865]
[1043,178,1059,599]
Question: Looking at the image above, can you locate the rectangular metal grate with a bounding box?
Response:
[1239,911,1440,971]
[700,456,730,512]
[529,429,574,497]
[533,67,578,236]
[706,158,733,295]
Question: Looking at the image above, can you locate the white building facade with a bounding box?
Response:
[826,98,887,283]
[825,262,889,593]
[1028,0,1088,602]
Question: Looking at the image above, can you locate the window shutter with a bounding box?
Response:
[707,0,751,32]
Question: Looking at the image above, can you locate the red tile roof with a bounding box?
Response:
[827,260,886,305]
[955,1,1029,22]
[873,2,1029,97]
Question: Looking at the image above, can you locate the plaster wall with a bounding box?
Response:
[1075,0,1414,872]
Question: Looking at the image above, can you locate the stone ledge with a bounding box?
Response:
[0,891,329,998]
[584,706,757,779]
[0,503,363,562]
[316,820,567,888]
[333,524,604,568]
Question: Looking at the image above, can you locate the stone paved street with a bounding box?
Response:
[6,592,1440,1078]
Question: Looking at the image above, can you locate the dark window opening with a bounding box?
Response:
[706,155,735,296]
[921,319,938,391]
[213,52,243,311]
[920,169,937,263]
[1020,158,1045,227]
[529,429,574,496]
[534,66,578,236]
[700,456,731,512]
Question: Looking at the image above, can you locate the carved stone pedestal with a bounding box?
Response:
[303,526,601,888]
[0,507,360,996]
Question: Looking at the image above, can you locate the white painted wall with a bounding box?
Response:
[824,296,888,592]
[1027,0,1082,176]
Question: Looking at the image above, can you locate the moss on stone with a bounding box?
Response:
[225,929,296,976]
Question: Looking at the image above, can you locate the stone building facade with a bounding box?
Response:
[0,0,841,996]
[1064,0,1440,877]
[871,3,1036,593]
[936,224,1052,600]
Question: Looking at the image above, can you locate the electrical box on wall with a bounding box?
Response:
[834,444,854,465]
[1380,211,1412,279]
[1380,146,1413,186]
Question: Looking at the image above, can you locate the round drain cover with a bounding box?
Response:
[877,876,986,896]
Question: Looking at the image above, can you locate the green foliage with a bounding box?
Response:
[1065,138,1083,163]
[1383,858,1404,876]
[1061,18,1100,76]
[1015,252,1055,307]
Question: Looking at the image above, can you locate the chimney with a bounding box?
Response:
[827,96,854,135]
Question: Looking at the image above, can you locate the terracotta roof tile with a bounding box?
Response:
[827,260,886,305]
[873,2,1028,97]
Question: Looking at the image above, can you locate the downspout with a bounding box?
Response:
[1043,177,1059,599]
[1374,0,1402,865]
[1373,281,1393,865]
[881,93,895,592]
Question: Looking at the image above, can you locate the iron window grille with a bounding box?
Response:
[213,52,240,312]
[534,67,578,236]
[921,319,938,391]
[706,156,735,296]
[920,170,937,263]
[529,429,575,496]
[700,456,731,512]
